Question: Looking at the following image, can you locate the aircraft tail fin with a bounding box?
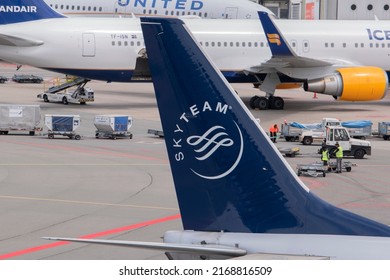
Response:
[258,11,296,57]
[0,0,64,25]
[140,17,390,237]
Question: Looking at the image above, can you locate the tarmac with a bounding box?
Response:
[1,63,390,259]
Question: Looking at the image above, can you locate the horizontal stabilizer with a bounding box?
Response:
[42,237,247,257]
[0,34,43,47]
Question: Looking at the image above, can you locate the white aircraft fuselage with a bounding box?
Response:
[1,17,390,85]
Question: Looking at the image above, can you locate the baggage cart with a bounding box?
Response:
[278,147,300,157]
[326,161,354,172]
[94,115,133,139]
[0,104,41,135]
[44,114,81,140]
[297,163,326,177]
[147,129,164,138]
[378,122,390,140]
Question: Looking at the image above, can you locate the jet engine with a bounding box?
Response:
[303,67,388,101]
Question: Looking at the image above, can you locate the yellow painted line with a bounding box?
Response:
[0,195,178,211]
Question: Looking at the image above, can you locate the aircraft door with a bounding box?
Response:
[225,7,238,19]
[82,33,95,57]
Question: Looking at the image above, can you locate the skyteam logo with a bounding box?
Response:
[172,101,244,180]
[267,33,281,46]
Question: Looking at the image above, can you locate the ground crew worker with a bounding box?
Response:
[334,142,343,173]
[320,146,329,167]
[269,124,279,143]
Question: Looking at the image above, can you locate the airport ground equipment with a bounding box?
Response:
[283,118,340,143]
[299,119,372,145]
[0,104,41,135]
[297,163,326,177]
[0,76,7,83]
[147,129,164,138]
[37,77,94,105]
[327,161,354,172]
[321,126,371,159]
[378,122,390,140]
[12,74,43,83]
[94,115,133,139]
[278,147,300,157]
[44,114,81,140]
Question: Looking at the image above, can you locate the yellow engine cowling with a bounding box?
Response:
[303,67,388,101]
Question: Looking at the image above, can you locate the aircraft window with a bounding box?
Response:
[124,41,128,46]
[217,42,221,47]
[370,43,373,48]
[361,43,364,48]
[77,6,80,10]
[99,7,102,12]
[83,6,86,11]
[351,4,357,11]
[304,42,308,48]
[149,10,152,14]
[182,11,185,16]
[211,42,215,47]
[355,43,358,48]
[331,43,334,48]
[55,4,58,9]
[385,5,390,11]
[60,5,63,9]
[230,42,233,47]
[177,11,180,16]
[367,4,373,11]
[254,42,258,47]
[155,10,158,15]
[143,9,146,14]
[343,43,346,48]
[112,41,115,46]
[165,11,168,15]
[382,43,386,48]
[236,42,240,47]
[137,41,141,46]
[325,42,328,48]
[205,42,209,47]
[118,41,122,46]
[71,5,74,10]
[188,12,191,15]
[199,12,202,17]
[292,42,296,47]
[88,6,91,11]
[388,43,390,48]
[171,11,174,15]
[130,41,134,46]
[261,42,264,47]
[205,13,208,17]
[376,43,379,48]
[200,42,203,46]
[224,42,227,47]
[66,5,69,10]
[248,42,252,47]
[93,7,97,11]
[242,42,246,47]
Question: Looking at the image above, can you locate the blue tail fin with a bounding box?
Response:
[0,0,64,25]
[140,17,390,237]
[258,11,295,57]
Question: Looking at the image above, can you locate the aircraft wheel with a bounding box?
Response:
[43,95,49,102]
[254,97,269,110]
[249,96,260,109]
[269,96,284,110]
[62,97,68,105]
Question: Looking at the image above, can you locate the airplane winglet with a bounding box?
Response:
[258,11,296,57]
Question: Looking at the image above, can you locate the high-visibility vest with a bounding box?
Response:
[322,150,329,161]
[335,146,343,158]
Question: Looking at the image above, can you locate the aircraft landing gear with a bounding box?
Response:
[249,95,284,110]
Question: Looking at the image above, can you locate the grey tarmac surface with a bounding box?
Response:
[1,63,390,260]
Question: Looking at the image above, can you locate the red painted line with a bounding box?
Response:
[0,214,180,260]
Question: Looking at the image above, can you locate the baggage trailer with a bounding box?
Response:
[326,161,354,172]
[0,104,41,135]
[94,115,133,139]
[44,114,81,140]
[378,122,390,140]
[296,163,326,177]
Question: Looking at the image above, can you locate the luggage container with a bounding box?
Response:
[94,115,133,139]
[378,122,390,140]
[44,114,81,140]
[0,104,41,135]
